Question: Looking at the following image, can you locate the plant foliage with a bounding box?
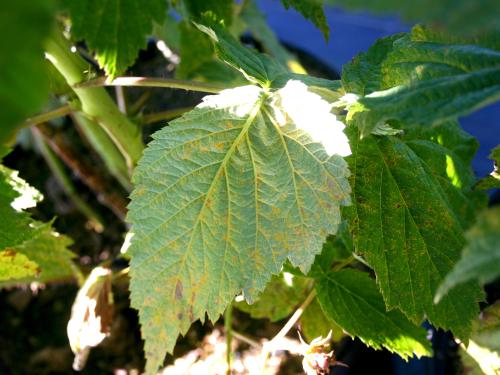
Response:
[0,0,499,373]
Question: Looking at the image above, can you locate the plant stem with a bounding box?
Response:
[25,104,73,127]
[72,113,132,192]
[260,289,316,371]
[141,107,193,125]
[35,123,128,221]
[32,128,105,232]
[232,331,262,349]
[75,76,224,94]
[44,30,144,172]
[225,303,233,375]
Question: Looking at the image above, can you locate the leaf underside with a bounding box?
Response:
[128,83,351,373]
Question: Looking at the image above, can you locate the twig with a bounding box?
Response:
[74,76,224,94]
[35,123,128,221]
[128,91,152,116]
[225,304,233,375]
[232,331,262,349]
[141,107,193,125]
[32,128,105,233]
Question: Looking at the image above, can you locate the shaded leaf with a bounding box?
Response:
[346,129,483,339]
[241,1,303,71]
[301,298,344,343]
[315,269,432,359]
[279,0,329,39]
[0,0,53,143]
[128,81,351,373]
[435,207,500,302]
[68,0,167,78]
[236,272,309,322]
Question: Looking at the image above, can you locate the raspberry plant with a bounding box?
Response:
[1,0,499,373]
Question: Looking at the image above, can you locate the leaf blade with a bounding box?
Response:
[128,82,351,373]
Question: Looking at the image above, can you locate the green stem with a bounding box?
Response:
[72,113,132,192]
[141,107,193,125]
[75,76,224,94]
[225,303,233,374]
[25,104,73,127]
[260,288,316,371]
[44,30,144,172]
[32,128,105,232]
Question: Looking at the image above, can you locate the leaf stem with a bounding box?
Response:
[232,331,262,349]
[74,76,224,94]
[224,303,233,374]
[31,128,105,232]
[45,30,144,171]
[141,107,193,125]
[25,104,73,127]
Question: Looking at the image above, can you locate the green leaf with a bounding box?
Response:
[0,250,40,281]
[0,166,77,287]
[342,30,500,137]
[315,269,432,359]
[0,223,77,287]
[324,0,499,37]
[68,0,167,78]
[241,1,303,70]
[128,81,351,373]
[348,68,500,138]
[279,0,329,39]
[176,21,242,85]
[235,272,309,322]
[196,23,287,87]
[0,0,53,143]
[301,297,344,342]
[459,301,500,375]
[183,0,233,24]
[347,130,483,339]
[197,22,340,90]
[475,146,500,190]
[435,207,500,302]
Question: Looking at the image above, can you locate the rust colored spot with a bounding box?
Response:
[177,312,183,320]
[226,121,233,129]
[175,280,183,300]
[214,142,224,151]
[3,249,16,258]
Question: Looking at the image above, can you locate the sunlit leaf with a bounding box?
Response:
[0,165,77,287]
[346,129,483,339]
[475,146,500,190]
[342,28,500,137]
[128,80,351,373]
